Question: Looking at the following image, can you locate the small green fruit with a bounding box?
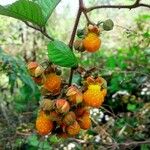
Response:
[103,19,114,31]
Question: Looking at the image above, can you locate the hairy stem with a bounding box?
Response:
[24,22,54,41]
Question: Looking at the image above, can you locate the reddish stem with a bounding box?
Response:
[68,0,83,86]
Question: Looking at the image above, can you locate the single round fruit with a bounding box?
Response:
[103,19,114,31]
[77,114,91,130]
[43,73,61,94]
[63,111,76,126]
[36,114,53,135]
[83,33,101,53]
[56,99,70,114]
[83,84,104,108]
[66,121,80,136]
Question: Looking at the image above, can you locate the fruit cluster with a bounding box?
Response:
[27,62,107,137]
[74,24,101,53]
[74,19,114,53]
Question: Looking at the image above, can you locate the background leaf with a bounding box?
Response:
[47,40,78,67]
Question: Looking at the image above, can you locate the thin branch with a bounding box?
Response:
[83,10,94,25]
[68,0,83,86]
[100,106,116,118]
[117,139,150,148]
[86,0,150,12]
[68,8,82,49]
[16,131,31,136]
[69,68,74,86]
[90,116,99,126]
[24,22,54,41]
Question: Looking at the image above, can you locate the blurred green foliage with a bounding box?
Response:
[0,48,40,112]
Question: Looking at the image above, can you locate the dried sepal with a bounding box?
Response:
[40,99,55,111]
[67,86,83,104]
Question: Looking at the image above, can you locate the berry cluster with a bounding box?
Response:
[74,24,101,53]
[27,62,107,137]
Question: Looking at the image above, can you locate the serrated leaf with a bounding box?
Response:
[49,135,60,143]
[34,0,60,24]
[0,0,45,26]
[0,0,60,27]
[48,40,78,68]
[27,135,39,147]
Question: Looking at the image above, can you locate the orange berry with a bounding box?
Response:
[36,114,53,136]
[83,33,101,53]
[63,111,76,126]
[77,114,91,130]
[66,121,80,136]
[101,89,107,97]
[43,73,61,94]
[56,99,70,114]
[83,85,104,108]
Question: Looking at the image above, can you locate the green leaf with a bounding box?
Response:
[38,141,52,149]
[0,0,61,27]
[127,103,137,112]
[27,135,39,147]
[0,0,45,27]
[49,135,60,143]
[86,129,97,135]
[47,40,78,68]
[106,56,116,69]
[27,135,52,149]
[34,0,60,24]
